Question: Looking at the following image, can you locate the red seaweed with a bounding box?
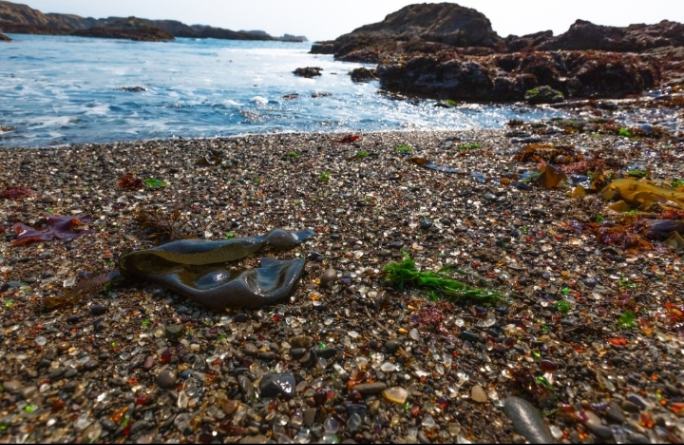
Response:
[117,173,144,190]
[338,134,362,144]
[1,187,33,200]
[12,215,92,247]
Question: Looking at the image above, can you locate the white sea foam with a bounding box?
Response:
[251,96,269,107]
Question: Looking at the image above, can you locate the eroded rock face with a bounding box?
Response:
[350,67,378,83]
[0,30,9,41]
[378,51,661,102]
[311,3,503,62]
[539,19,684,52]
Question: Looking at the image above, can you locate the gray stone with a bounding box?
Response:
[502,397,555,444]
[353,382,388,396]
[165,324,185,341]
[156,369,177,389]
[259,373,296,399]
[320,269,338,288]
[2,380,23,396]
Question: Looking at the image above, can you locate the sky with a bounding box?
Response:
[18,0,684,41]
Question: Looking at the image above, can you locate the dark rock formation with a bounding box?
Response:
[350,67,378,82]
[539,19,684,52]
[310,41,335,54]
[312,2,682,102]
[0,30,9,41]
[377,51,660,102]
[0,0,306,42]
[72,17,174,42]
[505,31,553,52]
[311,3,503,62]
[293,67,323,78]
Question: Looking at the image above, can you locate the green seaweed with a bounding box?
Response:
[224,231,236,240]
[438,99,460,108]
[556,300,571,314]
[355,150,370,160]
[672,179,684,189]
[395,144,414,155]
[524,86,564,104]
[319,171,331,183]
[286,151,302,160]
[618,311,637,329]
[458,142,482,152]
[626,169,648,179]
[144,178,168,190]
[383,254,502,304]
[618,128,633,138]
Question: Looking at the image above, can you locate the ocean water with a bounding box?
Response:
[0,34,562,148]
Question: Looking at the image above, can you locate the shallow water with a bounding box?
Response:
[0,34,564,148]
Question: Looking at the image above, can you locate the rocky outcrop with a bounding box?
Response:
[72,18,174,42]
[312,3,503,62]
[293,67,323,78]
[0,0,306,42]
[377,51,661,102]
[0,30,9,41]
[505,31,553,53]
[350,67,378,82]
[313,2,682,102]
[539,19,684,52]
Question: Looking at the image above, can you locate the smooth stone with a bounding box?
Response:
[320,269,338,288]
[221,400,240,416]
[606,402,626,424]
[156,369,177,389]
[626,394,648,410]
[238,435,270,444]
[90,304,107,316]
[471,385,488,403]
[622,400,642,413]
[259,373,296,399]
[2,380,23,395]
[460,331,481,343]
[304,408,317,427]
[353,382,387,396]
[290,335,313,349]
[165,324,185,340]
[291,348,307,359]
[383,387,409,405]
[626,431,651,444]
[502,397,555,444]
[143,355,155,370]
[384,341,400,354]
[419,217,433,230]
[584,411,613,440]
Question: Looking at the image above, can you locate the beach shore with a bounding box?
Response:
[1,129,683,443]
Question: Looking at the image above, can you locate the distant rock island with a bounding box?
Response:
[0,0,306,42]
[311,2,684,102]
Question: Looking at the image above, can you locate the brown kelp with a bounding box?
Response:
[119,229,314,310]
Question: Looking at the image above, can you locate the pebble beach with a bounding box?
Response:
[1,126,683,443]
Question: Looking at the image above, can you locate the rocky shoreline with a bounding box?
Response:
[0,1,306,42]
[1,124,683,443]
[312,4,684,103]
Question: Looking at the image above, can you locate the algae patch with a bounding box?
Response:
[384,254,503,304]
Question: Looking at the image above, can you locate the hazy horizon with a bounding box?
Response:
[8,0,684,41]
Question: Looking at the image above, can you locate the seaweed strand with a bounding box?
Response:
[384,254,502,304]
